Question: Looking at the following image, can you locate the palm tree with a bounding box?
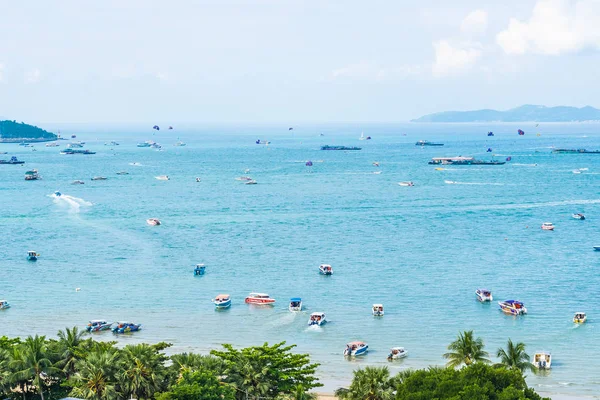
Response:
[496,339,533,372]
[342,366,394,400]
[443,330,490,368]
[57,326,87,378]
[226,360,270,400]
[70,350,120,400]
[278,384,317,399]
[9,335,59,400]
[119,344,166,399]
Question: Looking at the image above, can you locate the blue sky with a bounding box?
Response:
[1,0,599,123]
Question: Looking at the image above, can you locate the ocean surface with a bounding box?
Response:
[1,123,600,397]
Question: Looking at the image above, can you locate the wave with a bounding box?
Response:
[48,193,92,213]
[444,180,504,186]
[465,199,600,211]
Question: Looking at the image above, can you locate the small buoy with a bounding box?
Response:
[75,288,81,292]
[504,238,508,241]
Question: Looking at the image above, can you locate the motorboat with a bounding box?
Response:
[194,264,206,275]
[255,139,270,145]
[151,143,162,149]
[174,141,186,146]
[105,141,119,146]
[67,142,84,148]
[344,341,368,357]
[308,312,326,326]
[195,177,201,182]
[27,251,39,261]
[212,294,231,309]
[398,181,414,187]
[244,292,276,305]
[498,300,527,315]
[235,176,253,181]
[25,170,40,180]
[533,352,552,369]
[475,289,493,302]
[541,222,555,230]
[60,149,96,155]
[444,180,457,184]
[245,180,257,185]
[573,312,587,324]
[112,322,142,334]
[0,300,10,310]
[45,142,60,147]
[289,298,303,312]
[54,191,62,197]
[572,213,585,220]
[137,142,152,147]
[86,320,112,332]
[91,176,107,181]
[0,156,25,164]
[373,171,382,174]
[155,175,170,181]
[71,180,85,185]
[573,170,582,174]
[416,140,444,146]
[372,304,384,316]
[146,218,161,226]
[319,264,333,275]
[387,347,408,360]
[116,171,129,175]
[487,132,494,136]
[359,132,371,140]
[594,246,600,251]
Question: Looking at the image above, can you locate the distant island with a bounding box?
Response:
[412,104,600,123]
[0,120,57,142]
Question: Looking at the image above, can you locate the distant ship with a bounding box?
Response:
[0,156,25,164]
[60,149,96,155]
[552,149,600,154]
[321,145,361,151]
[428,157,505,165]
[416,140,444,146]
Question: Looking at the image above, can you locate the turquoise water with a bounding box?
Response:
[1,123,600,397]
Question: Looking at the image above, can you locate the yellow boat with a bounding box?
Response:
[573,312,587,324]
[435,167,444,171]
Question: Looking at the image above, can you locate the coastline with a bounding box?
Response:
[0,137,59,143]
[314,391,600,400]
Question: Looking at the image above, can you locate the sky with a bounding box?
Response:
[1,0,599,124]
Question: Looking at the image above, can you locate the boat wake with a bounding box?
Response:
[49,192,92,213]
[444,180,504,186]
[129,162,143,166]
[465,198,600,212]
[305,325,324,333]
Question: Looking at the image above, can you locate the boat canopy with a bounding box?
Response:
[504,300,524,307]
[290,297,302,302]
[89,320,107,324]
[311,312,324,317]
[215,294,230,301]
[249,292,269,298]
[373,304,383,308]
[347,341,365,346]
[28,251,37,255]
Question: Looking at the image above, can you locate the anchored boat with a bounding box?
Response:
[245,293,276,305]
[476,289,493,302]
[416,140,444,146]
[112,322,142,334]
[573,312,587,324]
[25,170,40,180]
[372,304,384,316]
[541,222,555,230]
[194,264,206,276]
[572,213,585,220]
[499,300,527,315]
[0,156,25,164]
[27,251,39,261]
[86,320,112,332]
[212,294,232,309]
[533,352,552,369]
[146,218,161,226]
[387,347,408,360]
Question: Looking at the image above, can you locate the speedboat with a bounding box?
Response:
[594,246,600,251]
[54,191,62,197]
[212,294,231,309]
[116,171,129,175]
[387,347,408,360]
[27,251,39,261]
[45,142,60,147]
[0,300,10,310]
[533,352,552,369]
[0,156,25,164]
[91,176,107,181]
[308,312,326,326]
[444,180,457,184]
[25,170,40,180]
[344,341,368,357]
[573,312,587,324]
[398,181,414,187]
[319,264,333,275]
[541,222,555,230]
[475,289,493,302]
[572,213,585,220]
[195,177,201,182]
[71,180,85,185]
[174,141,186,146]
[155,175,170,181]
[194,264,206,275]
[67,142,84,148]
[245,180,257,185]
[235,176,253,181]
[112,322,142,334]
[498,300,527,315]
[289,298,303,312]
[86,320,112,332]
[146,218,161,226]
[372,304,384,316]
[245,292,276,305]
[137,142,152,147]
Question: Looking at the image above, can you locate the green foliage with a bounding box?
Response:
[336,367,393,400]
[155,370,235,400]
[0,120,56,140]
[443,330,491,368]
[211,342,322,400]
[496,339,534,373]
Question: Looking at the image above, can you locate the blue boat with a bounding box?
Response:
[498,300,527,315]
[212,294,231,309]
[344,341,368,356]
[0,156,25,164]
[112,322,142,334]
[194,264,206,275]
[27,251,39,261]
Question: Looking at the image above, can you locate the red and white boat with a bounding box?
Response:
[146,218,161,226]
[541,222,554,231]
[244,292,276,305]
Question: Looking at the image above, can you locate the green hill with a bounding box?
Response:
[412,105,600,122]
[0,120,57,142]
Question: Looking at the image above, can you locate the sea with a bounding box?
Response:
[1,122,599,398]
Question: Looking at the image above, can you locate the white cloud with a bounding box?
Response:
[432,40,481,77]
[497,0,600,55]
[331,61,422,81]
[25,68,41,84]
[461,10,488,34]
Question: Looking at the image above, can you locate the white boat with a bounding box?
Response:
[67,142,84,148]
[155,175,170,181]
[195,177,201,182]
[91,176,107,181]
[146,218,161,226]
[373,171,382,175]
[533,352,552,369]
[71,180,85,185]
[398,181,414,187]
[444,180,457,184]
[498,300,527,315]
[116,171,129,175]
[45,142,60,147]
[372,304,384,316]
[387,347,408,360]
[541,222,555,230]
[572,213,585,220]
[0,300,10,310]
[174,141,186,147]
[475,288,493,302]
[573,312,587,324]
[244,292,276,305]
[344,341,368,357]
[289,298,303,312]
[308,312,326,326]
[212,294,231,309]
[319,264,333,275]
[573,170,582,174]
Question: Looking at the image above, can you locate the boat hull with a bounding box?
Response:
[344,346,368,357]
[245,298,275,305]
[214,300,231,309]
